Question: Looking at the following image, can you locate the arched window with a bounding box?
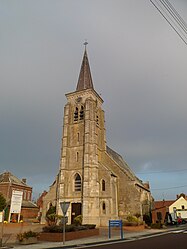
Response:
[74,173,81,192]
[80,106,84,120]
[74,107,78,121]
[102,179,106,191]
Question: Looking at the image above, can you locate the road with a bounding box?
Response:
[49,229,187,249]
[82,230,187,249]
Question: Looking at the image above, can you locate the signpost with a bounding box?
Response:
[0,211,4,247]
[8,190,23,222]
[0,212,3,223]
[109,220,123,239]
[60,202,70,245]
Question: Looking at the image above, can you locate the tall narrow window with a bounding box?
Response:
[76,152,79,162]
[28,191,31,201]
[74,107,78,121]
[102,202,106,214]
[80,106,84,120]
[74,173,81,192]
[77,132,80,142]
[24,190,27,200]
[102,179,106,191]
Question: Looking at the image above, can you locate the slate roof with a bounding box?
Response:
[153,200,174,210]
[106,146,149,190]
[0,171,30,187]
[5,199,38,209]
[22,200,38,209]
[76,48,94,91]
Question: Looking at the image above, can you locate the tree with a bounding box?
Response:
[0,193,6,211]
[46,205,58,226]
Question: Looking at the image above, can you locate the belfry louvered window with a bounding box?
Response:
[74,107,78,121]
[74,173,81,192]
[80,106,84,120]
[96,115,99,125]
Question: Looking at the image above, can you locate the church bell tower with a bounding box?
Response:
[57,44,106,226]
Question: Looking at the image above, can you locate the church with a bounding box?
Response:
[41,46,152,226]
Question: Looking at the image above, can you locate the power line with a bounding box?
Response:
[136,168,187,174]
[152,184,187,191]
[164,0,187,33]
[161,0,187,35]
[150,0,187,45]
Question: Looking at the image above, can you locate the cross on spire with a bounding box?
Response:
[84,40,88,47]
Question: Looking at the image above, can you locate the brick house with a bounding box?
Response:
[152,200,174,224]
[0,171,39,222]
[36,190,48,221]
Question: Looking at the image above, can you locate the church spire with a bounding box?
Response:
[76,42,94,91]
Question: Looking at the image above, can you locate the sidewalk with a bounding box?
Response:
[3,225,187,249]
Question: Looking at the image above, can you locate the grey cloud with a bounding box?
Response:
[1,0,187,200]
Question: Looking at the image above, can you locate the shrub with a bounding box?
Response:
[42,223,96,233]
[43,225,62,233]
[134,213,141,218]
[45,205,62,226]
[150,223,163,229]
[47,214,63,226]
[17,230,39,242]
[143,214,152,226]
[0,193,6,212]
[46,205,56,226]
[126,215,139,223]
[83,224,96,229]
[123,221,138,226]
[65,224,77,232]
[73,215,82,226]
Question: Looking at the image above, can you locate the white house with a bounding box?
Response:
[169,196,187,220]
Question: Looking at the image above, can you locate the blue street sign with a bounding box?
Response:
[109,220,123,239]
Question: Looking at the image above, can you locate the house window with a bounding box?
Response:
[80,106,84,120]
[182,205,185,210]
[74,107,78,121]
[27,191,31,201]
[23,190,27,200]
[74,173,81,192]
[102,180,106,191]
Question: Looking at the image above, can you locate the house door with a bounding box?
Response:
[71,203,82,224]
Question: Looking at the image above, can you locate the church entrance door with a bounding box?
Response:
[71,203,82,224]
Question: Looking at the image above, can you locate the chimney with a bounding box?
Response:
[22,178,26,184]
[143,181,150,190]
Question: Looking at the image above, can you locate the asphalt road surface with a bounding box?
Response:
[81,230,187,249]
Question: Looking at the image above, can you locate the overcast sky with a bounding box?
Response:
[1,0,187,201]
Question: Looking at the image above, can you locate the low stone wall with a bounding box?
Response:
[39,229,99,242]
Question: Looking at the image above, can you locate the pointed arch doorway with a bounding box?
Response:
[71,203,82,224]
